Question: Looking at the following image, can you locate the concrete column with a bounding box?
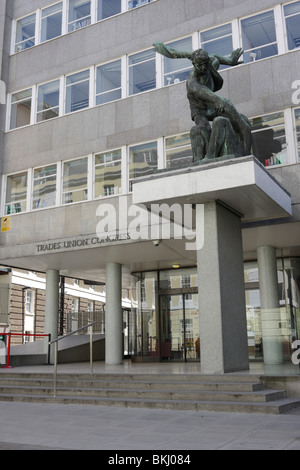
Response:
[44,269,59,364]
[197,201,249,374]
[105,262,123,365]
[257,246,283,365]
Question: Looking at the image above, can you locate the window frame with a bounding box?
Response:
[32,163,58,210]
[239,8,279,63]
[9,87,33,130]
[65,68,91,114]
[5,171,29,215]
[249,110,289,167]
[94,148,122,198]
[40,2,63,44]
[62,155,89,205]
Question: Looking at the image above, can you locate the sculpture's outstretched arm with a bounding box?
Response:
[153,41,193,60]
[211,48,244,67]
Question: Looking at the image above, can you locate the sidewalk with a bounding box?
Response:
[0,400,300,450]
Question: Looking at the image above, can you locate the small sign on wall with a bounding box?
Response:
[1,216,11,232]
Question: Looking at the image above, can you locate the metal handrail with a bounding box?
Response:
[49,321,97,398]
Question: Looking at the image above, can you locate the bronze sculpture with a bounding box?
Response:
[153,42,252,162]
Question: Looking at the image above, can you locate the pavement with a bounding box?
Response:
[0,361,300,451]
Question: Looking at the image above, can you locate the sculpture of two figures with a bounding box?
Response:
[153,42,252,163]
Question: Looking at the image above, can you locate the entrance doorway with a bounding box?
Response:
[160,293,199,362]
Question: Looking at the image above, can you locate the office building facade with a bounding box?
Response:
[0,0,300,372]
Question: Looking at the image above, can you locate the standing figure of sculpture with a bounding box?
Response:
[153,42,252,162]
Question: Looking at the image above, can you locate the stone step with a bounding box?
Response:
[0,391,299,414]
[0,385,286,402]
[0,377,263,392]
[0,372,263,383]
[0,371,299,414]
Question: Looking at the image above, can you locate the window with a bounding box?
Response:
[37,80,60,122]
[5,172,28,214]
[295,108,300,160]
[200,23,233,69]
[129,49,156,95]
[41,3,63,43]
[128,0,154,9]
[68,0,91,31]
[96,60,121,105]
[241,11,278,62]
[15,14,36,52]
[10,89,32,130]
[163,37,193,86]
[165,133,193,169]
[32,165,57,209]
[63,157,88,204]
[129,141,157,190]
[97,0,121,20]
[284,1,300,50]
[250,112,287,166]
[65,70,90,113]
[95,150,122,197]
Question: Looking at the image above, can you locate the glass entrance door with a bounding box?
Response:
[160,294,199,362]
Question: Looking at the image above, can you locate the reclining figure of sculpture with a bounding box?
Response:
[153,42,252,162]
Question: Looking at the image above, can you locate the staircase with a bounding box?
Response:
[0,372,300,414]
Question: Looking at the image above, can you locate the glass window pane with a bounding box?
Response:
[66,70,90,113]
[129,50,156,95]
[10,89,32,130]
[37,80,60,122]
[284,2,300,50]
[241,11,277,63]
[33,165,57,209]
[96,60,121,105]
[200,24,233,70]
[15,14,36,52]
[166,133,193,169]
[95,149,122,197]
[163,37,193,85]
[129,141,157,186]
[98,0,121,20]
[41,3,63,42]
[295,108,300,161]
[68,0,91,31]
[5,173,27,214]
[63,158,88,204]
[250,112,287,166]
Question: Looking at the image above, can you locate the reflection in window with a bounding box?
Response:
[250,112,287,166]
[241,11,278,63]
[162,37,193,86]
[295,108,300,160]
[5,172,28,214]
[37,80,60,122]
[129,49,156,95]
[284,1,300,50]
[15,14,36,52]
[41,3,62,42]
[128,0,154,9]
[129,141,157,190]
[33,165,57,209]
[63,158,88,204]
[96,60,121,105]
[200,23,233,70]
[68,0,91,31]
[66,70,90,113]
[98,0,121,20]
[94,150,122,197]
[166,133,193,169]
[10,89,32,130]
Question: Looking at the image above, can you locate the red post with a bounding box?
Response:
[3,333,13,369]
